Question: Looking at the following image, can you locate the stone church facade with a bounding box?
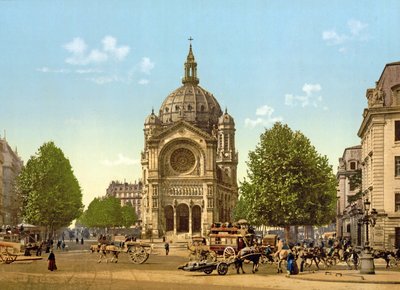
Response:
[141,44,238,239]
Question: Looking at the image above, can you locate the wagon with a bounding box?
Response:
[0,241,42,264]
[208,223,254,262]
[178,260,229,275]
[93,235,153,264]
[125,241,153,264]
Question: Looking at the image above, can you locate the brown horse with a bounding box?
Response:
[234,246,262,274]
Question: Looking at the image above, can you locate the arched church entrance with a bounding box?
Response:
[177,204,189,232]
[192,205,201,233]
[164,205,174,232]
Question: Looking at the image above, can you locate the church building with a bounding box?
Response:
[141,43,238,239]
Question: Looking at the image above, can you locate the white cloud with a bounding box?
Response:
[285,83,325,109]
[348,19,368,36]
[102,36,130,61]
[255,105,274,116]
[322,19,369,53]
[101,153,139,166]
[36,67,70,73]
[64,36,130,65]
[138,79,149,85]
[88,49,108,63]
[322,30,347,45]
[244,105,283,128]
[139,57,155,74]
[75,68,102,74]
[302,83,321,96]
[63,37,87,54]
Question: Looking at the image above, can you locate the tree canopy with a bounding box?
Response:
[16,141,83,236]
[238,122,337,239]
[78,196,137,229]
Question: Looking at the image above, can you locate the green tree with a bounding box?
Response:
[121,203,137,228]
[79,196,134,230]
[240,123,337,241]
[16,142,83,237]
[348,169,362,203]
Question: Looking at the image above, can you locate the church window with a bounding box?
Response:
[188,104,192,111]
[395,121,400,141]
[396,193,400,212]
[224,133,229,149]
[175,105,180,111]
[200,105,205,112]
[349,161,356,170]
[395,156,400,177]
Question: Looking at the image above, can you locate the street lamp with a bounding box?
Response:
[359,198,378,274]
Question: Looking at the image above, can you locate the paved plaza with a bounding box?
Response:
[0,240,399,290]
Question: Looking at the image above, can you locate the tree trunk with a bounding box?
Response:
[294,226,299,242]
[284,225,290,243]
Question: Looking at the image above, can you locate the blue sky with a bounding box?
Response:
[1,0,399,207]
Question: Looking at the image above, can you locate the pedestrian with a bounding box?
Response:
[81,237,84,245]
[164,241,170,255]
[47,250,57,271]
[76,237,79,244]
[286,248,297,276]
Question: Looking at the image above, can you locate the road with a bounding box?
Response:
[0,242,399,290]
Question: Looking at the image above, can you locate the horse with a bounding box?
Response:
[373,249,395,268]
[297,247,321,271]
[97,243,120,263]
[275,248,289,273]
[234,246,262,274]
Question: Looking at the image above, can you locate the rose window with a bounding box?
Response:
[170,148,196,173]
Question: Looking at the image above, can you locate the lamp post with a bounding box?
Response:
[359,198,378,274]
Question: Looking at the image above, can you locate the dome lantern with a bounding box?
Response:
[182,38,199,86]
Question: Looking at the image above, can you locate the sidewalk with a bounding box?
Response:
[290,270,400,284]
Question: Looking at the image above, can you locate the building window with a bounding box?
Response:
[396,121,400,141]
[396,157,400,177]
[396,193,400,212]
[350,161,356,170]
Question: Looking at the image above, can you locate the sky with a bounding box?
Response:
[1,0,399,208]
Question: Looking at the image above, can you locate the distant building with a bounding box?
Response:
[106,180,143,221]
[358,61,400,249]
[336,145,362,241]
[0,137,23,225]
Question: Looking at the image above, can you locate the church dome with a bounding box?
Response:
[218,109,235,126]
[145,109,161,125]
[159,44,223,132]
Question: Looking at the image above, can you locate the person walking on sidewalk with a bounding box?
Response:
[164,241,170,256]
[48,249,57,271]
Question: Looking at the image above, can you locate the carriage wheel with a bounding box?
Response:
[128,246,149,264]
[217,262,229,275]
[223,247,236,262]
[203,269,213,275]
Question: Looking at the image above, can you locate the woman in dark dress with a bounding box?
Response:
[48,250,57,271]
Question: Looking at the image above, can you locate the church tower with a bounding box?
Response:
[141,41,238,240]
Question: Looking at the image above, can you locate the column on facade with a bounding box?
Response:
[173,206,177,235]
[189,205,192,236]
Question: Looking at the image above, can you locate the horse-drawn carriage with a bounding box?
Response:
[208,223,256,262]
[180,223,261,275]
[93,235,153,264]
[0,240,42,264]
